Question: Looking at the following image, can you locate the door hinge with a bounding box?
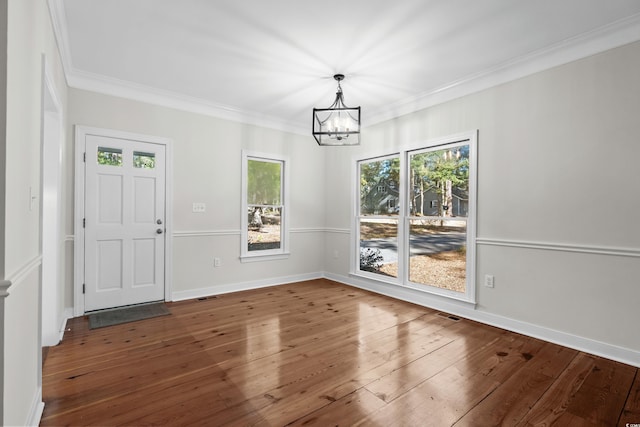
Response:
[83,152,86,162]
[83,218,86,228]
[82,284,85,294]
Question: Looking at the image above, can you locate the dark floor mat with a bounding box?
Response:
[88,302,170,329]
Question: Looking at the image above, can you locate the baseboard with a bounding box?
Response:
[26,386,44,427]
[171,272,325,302]
[59,308,73,341]
[323,272,640,368]
[43,308,74,345]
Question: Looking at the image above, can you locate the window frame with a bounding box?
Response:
[241,150,290,262]
[352,131,478,304]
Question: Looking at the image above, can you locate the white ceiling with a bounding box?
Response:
[50,0,640,135]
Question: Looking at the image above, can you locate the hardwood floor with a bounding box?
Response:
[41,279,639,426]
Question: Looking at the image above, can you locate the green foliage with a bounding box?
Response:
[410,146,469,216]
[97,150,122,166]
[360,157,400,214]
[133,153,155,169]
[360,248,384,272]
[248,159,282,205]
[412,148,469,191]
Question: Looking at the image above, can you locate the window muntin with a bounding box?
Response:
[241,152,289,261]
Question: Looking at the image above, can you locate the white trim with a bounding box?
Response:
[477,237,640,258]
[46,0,72,86]
[74,126,174,315]
[41,53,66,348]
[25,386,44,427]
[162,268,640,367]
[65,235,74,242]
[48,0,640,134]
[43,308,72,346]
[5,255,42,289]
[73,127,84,316]
[240,252,292,263]
[171,272,323,302]
[69,70,308,136]
[325,228,350,234]
[173,230,241,238]
[290,228,326,234]
[352,131,478,304]
[366,13,640,126]
[324,272,640,368]
[47,0,307,136]
[174,228,337,238]
[164,141,174,301]
[240,150,291,261]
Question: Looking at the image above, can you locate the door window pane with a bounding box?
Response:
[97,147,122,166]
[133,151,156,169]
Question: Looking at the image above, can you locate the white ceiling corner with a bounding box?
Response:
[49,1,640,136]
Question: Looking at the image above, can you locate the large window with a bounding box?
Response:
[355,133,477,303]
[241,151,289,261]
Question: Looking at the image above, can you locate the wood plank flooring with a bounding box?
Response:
[41,279,639,426]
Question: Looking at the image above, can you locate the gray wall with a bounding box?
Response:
[67,40,640,365]
[3,0,68,425]
[324,40,640,357]
[67,90,327,302]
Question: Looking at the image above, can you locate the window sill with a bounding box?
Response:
[351,271,476,307]
[240,252,291,263]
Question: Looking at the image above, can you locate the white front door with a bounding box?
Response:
[83,134,166,311]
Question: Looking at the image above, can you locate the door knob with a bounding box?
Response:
[157,219,163,225]
[156,228,163,234]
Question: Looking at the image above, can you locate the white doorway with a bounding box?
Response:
[74,127,173,314]
[41,59,64,347]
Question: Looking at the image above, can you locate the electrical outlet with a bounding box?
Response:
[214,257,221,267]
[484,274,495,288]
[192,202,206,213]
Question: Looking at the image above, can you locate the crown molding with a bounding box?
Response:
[47,0,73,85]
[48,1,640,134]
[67,69,309,135]
[366,12,640,126]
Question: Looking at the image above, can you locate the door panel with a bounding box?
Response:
[96,240,123,290]
[97,174,123,223]
[84,134,166,311]
[133,238,156,286]
[133,177,156,223]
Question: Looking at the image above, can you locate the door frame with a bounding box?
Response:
[74,126,174,316]
[41,56,64,345]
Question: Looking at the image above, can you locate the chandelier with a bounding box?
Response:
[312,74,361,146]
